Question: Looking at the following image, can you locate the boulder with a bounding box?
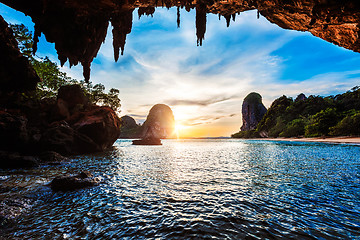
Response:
[56,84,88,118]
[69,106,121,151]
[39,151,69,163]
[0,111,28,152]
[40,121,100,155]
[57,84,88,109]
[240,92,267,131]
[0,151,39,169]
[50,171,100,191]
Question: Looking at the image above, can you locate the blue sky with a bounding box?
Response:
[1,4,360,137]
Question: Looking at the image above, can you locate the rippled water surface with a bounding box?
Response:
[2,139,360,239]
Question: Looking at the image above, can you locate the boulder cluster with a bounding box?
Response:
[0,84,121,169]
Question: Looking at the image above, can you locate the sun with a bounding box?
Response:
[174,122,189,139]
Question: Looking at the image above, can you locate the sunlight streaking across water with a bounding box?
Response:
[2,139,360,239]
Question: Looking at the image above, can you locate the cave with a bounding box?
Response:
[2,0,360,83]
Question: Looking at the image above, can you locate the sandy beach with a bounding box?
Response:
[257,136,360,145]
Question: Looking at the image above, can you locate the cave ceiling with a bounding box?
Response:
[1,0,360,82]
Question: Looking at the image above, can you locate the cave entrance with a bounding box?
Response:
[1,1,360,137]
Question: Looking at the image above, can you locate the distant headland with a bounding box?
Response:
[232,87,360,140]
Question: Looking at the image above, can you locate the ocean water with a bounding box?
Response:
[2,139,360,239]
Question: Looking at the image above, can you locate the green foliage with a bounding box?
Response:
[304,108,338,137]
[231,130,259,138]
[244,92,262,104]
[257,95,292,133]
[330,111,360,136]
[10,24,121,113]
[9,24,33,57]
[279,118,306,137]
[232,87,360,138]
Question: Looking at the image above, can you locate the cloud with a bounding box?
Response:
[180,113,239,126]
[165,96,234,106]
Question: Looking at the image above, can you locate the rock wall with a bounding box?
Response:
[240,92,267,131]
[0,15,39,96]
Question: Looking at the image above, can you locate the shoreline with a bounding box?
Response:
[251,136,360,145]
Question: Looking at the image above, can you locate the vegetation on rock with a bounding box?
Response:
[232,87,360,138]
[10,24,121,113]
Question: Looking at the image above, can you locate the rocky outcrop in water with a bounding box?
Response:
[141,104,175,139]
[0,151,39,169]
[2,0,360,82]
[50,171,100,191]
[119,115,141,138]
[240,92,267,131]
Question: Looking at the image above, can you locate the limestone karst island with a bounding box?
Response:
[0,0,360,239]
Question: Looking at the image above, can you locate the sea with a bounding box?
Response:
[1,139,360,239]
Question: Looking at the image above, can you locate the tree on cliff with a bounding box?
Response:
[232,88,360,138]
[10,24,121,113]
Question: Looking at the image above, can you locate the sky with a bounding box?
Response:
[1,4,360,137]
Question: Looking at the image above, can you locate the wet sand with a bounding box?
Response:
[257,136,360,145]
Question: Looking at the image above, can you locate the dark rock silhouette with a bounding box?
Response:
[38,151,68,163]
[50,171,100,191]
[0,111,29,152]
[132,104,175,145]
[0,84,121,158]
[295,93,307,102]
[141,104,175,139]
[121,115,138,129]
[0,16,39,93]
[2,0,360,82]
[0,151,39,169]
[240,92,267,131]
[119,115,141,138]
[132,137,162,145]
[69,106,121,151]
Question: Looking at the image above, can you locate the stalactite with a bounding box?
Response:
[196,3,207,46]
[138,7,155,19]
[59,55,67,67]
[32,25,41,55]
[257,10,260,19]
[232,13,236,22]
[111,9,134,62]
[177,6,180,28]
[224,15,231,27]
[81,61,91,83]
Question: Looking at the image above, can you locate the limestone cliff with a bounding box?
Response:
[119,115,141,138]
[141,104,175,139]
[240,92,267,131]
